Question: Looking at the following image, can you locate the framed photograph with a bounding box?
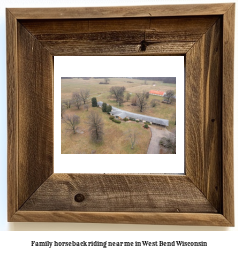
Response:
[7,3,234,225]
[55,56,184,174]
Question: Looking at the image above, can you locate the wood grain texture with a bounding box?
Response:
[17,23,53,208]
[20,16,218,34]
[11,211,232,226]
[8,4,233,19]
[186,18,223,212]
[222,4,235,226]
[7,9,18,221]
[20,174,217,213]
[19,17,218,56]
[38,41,193,56]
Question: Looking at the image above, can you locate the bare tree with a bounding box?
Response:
[72,92,82,109]
[61,103,66,118]
[104,78,110,84]
[117,97,124,106]
[164,90,175,103]
[131,96,137,106]
[84,104,89,111]
[150,99,160,108]
[109,86,125,105]
[62,114,80,134]
[79,89,90,104]
[126,129,140,149]
[62,99,72,109]
[170,97,176,104]
[135,91,147,112]
[86,111,104,142]
[126,92,131,102]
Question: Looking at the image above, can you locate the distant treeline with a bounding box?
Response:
[61,77,176,84]
[132,77,176,84]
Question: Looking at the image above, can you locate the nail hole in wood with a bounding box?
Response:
[74,193,85,202]
[211,119,215,122]
[140,40,147,51]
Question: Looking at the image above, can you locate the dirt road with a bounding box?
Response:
[147,126,171,154]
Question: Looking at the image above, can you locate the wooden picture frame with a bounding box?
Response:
[7,3,234,226]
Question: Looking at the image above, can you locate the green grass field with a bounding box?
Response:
[61,77,176,154]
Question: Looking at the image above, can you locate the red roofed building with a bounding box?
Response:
[149,90,166,96]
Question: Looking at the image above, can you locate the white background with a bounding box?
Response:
[0,0,237,252]
[55,56,184,173]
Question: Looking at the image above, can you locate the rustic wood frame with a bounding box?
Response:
[7,4,234,226]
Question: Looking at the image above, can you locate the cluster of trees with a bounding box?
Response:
[109,86,175,113]
[62,111,104,143]
[62,89,90,114]
[109,86,151,113]
[163,90,175,104]
[130,89,175,112]
[102,102,112,114]
[109,86,176,113]
[62,92,104,143]
[109,86,134,106]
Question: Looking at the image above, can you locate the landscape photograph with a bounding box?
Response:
[61,77,176,154]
